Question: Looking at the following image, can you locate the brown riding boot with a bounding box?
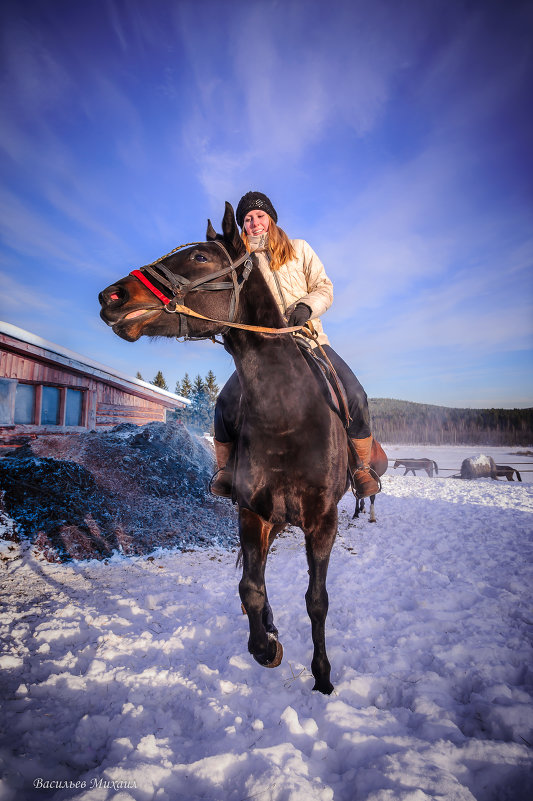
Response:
[350,435,380,498]
[210,439,234,498]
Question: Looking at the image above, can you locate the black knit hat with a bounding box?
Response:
[236,191,278,228]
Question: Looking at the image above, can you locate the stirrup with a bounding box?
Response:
[209,467,233,498]
[352,466,381,499]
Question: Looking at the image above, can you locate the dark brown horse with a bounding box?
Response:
[99,203,357,694]
[393,458,438,477]
[353,439,388,522]
[495,465,522,481]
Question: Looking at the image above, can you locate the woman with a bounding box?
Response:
[211,191,379,499]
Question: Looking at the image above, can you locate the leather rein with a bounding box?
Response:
[129,239,306,340]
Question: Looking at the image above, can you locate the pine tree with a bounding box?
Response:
[204,370,219,404]
[151,370,168,390]
[173,371,221,434]
[188,375,211,431]
[177,373,193,398]
[136,371,144,381]
[192,374,206,396]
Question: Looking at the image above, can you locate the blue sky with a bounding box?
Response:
[1,0,532,408]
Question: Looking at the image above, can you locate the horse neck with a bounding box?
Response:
[236,258,286,329]
[224,263,313,416]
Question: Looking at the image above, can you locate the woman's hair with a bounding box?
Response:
[241,217,296,271]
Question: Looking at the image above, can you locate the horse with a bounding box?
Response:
[495,465,522,481]
[99,202,364,694]
[393,458,438,477]
[353,439,388,522]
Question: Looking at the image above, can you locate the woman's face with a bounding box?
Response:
[243,209,270,237]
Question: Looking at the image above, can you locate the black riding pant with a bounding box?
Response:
[214,344,371,442]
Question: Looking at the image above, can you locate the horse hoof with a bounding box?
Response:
[312,679,334,695]
[253,639,283,669]
[267,640,283,668]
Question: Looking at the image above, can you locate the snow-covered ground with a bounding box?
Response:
[1,446,532,801]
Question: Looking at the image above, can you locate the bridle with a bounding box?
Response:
[128,239,305,340]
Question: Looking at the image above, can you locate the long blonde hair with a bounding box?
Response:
[241,217,296,271]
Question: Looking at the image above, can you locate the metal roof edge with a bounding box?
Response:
[0,321,190,406]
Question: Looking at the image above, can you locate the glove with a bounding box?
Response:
[287,303,312,327]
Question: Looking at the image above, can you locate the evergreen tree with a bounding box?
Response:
[172,371,220,434]
[188,375,211,431]
[151,370,168,390]
[136,371,144,381]
[205,370,219,404]
[192,374,206,396]
[177,373,193,398]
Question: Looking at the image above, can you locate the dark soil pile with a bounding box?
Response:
[0,421,237,561]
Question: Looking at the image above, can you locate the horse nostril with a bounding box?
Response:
[99,286,125,306]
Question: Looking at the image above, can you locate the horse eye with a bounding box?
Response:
[194,254,208,263]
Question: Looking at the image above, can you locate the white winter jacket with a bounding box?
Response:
[248,235,333,346]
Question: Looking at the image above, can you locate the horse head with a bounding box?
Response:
[99,202,247,342]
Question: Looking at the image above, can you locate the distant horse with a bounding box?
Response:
[354,440,388,522]
[495,465,522,481]
[393,458,438,477]
[99,202,373,695]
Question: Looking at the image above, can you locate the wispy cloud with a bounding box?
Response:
[178,0,413,203]
[0,0,530,407]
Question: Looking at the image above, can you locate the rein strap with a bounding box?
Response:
[163,302,306,335]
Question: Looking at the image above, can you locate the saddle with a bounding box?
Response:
[295,337,351,429]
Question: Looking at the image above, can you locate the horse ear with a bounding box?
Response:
[221,201,244,254]
[206,219,217,240]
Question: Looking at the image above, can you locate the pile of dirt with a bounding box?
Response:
[0,421,237,561]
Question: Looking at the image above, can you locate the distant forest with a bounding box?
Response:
[369,398,533,446]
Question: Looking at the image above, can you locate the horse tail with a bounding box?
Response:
[516,469,522,482]
[433,461,439,475]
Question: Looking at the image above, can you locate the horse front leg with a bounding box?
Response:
[238,508,283,669]
[304,506,337,695]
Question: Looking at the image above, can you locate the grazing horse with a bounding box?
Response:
[354,439,388,522]
[99,202,359,694]
[495,465,522,481]
[393,458,438,477]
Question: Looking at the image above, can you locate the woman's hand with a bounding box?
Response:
[287,303,312,327]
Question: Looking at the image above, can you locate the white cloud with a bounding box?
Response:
[178,0,415,204]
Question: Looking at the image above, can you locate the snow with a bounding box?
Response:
[1,446,532,800]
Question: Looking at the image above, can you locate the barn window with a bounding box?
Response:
[41,386,60,425]
[65,388,83,426]
[14,384,35,424]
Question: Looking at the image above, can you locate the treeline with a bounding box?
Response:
[136,369,532,445]
[369,398,533,446]
[173,371,219,432]
[136,369,219,433]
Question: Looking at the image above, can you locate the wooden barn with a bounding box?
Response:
[0,321,189,448]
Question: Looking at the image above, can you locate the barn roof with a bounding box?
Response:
[0,321,190,407]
